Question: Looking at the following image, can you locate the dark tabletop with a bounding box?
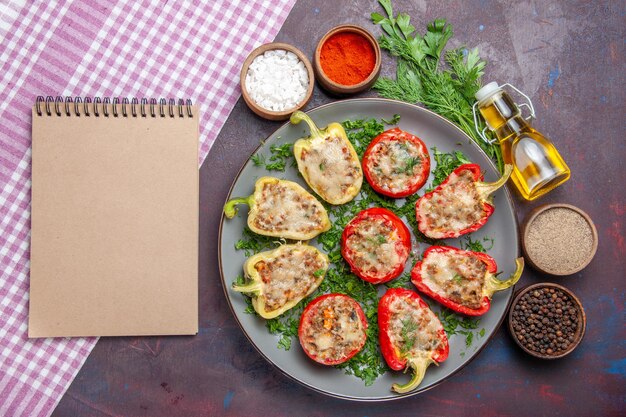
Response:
[53,1,625,416]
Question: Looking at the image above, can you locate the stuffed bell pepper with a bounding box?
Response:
[290,111,362,205]
[341,208,411,284]
[232,243,329,319]
[224,176,331,240]
[411,246,524,316]
[362,128,430,198]
[378,288,449,393]
[415,163,513,239]
[298,293,368,365]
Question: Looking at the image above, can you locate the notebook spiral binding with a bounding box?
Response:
[35,96,193,118]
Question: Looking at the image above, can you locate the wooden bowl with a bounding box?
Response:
[508,283,586,359]
[240,42,314,121]
[521,203,598,276]
[313,25,381,96]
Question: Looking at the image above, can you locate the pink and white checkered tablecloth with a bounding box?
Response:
[0,1,296,415]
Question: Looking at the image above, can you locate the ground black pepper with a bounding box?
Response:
[510,286,582,356]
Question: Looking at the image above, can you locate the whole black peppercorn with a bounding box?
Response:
[510,285,583,358]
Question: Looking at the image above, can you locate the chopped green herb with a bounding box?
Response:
[234,227,276,256]
[251,153,265,167]
[400,318,418,354]
[313,268,326,277]
[452,274,463,284]
[277,334,292,350]
[435,307,481,349]
[385,271,413,289]
[397,141,410,153]
[461,235,495,252]
[252,143,293,171]
[427,147,471,192]
[270,143,292,157]
[342,118,387,157]
[479,328,486,338]
[399,156,421,175]
[367,235,388,245]
[234,274,246,285]
[483,236,494,250]
[319,163,325,171]
[266,309,301,352]
[458,316,480,330]
[382,113,401,125]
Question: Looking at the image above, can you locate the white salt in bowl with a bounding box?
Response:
[240,43,314,121]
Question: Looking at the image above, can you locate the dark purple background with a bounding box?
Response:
[53,1,625,416]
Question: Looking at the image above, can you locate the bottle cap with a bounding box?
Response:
[475,82,501,102]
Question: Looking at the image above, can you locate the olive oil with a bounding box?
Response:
[475,83,570,200]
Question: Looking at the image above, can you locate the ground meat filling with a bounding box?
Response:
[366,139,426,193]
[253,181,325,235]
[300,296,366,362]
[417,170,484,238]
[256,247,327,312]
[300,136,362,202]
[345,216,406,280]
[387,297,445,357]
[422,251,487,309]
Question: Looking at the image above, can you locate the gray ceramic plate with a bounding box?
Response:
[218,98,519,401]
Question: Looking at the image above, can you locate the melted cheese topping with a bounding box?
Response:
[299,136,362,203]
[253,181,326,236]
[387,297,444,357]
[417,170,484,238]
[255,247,327,312]
[365,139,427,193]
[345,216,407,280]
[421,251,487,309]
[300,296,366,362]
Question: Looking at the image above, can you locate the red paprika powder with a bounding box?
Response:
[319,32,376,85]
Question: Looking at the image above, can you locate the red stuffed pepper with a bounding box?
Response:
[378,288,449,394]
[362,128,430,198]
[341,207,411,284]
[411,246,524,316]
[415,163,513,239]
[298,293,368,366]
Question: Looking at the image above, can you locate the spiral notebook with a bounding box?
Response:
[29,97,199,337]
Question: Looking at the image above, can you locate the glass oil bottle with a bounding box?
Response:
[473,82,570,200]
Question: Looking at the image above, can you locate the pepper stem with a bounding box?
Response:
[391,357,435,394]
[475,164,513,200]
[223,196,253,219]
[231,280,262,295]
[484,257,524,297]
[290,110,324,140]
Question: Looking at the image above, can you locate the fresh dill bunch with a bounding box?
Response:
[371,0,503,171]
